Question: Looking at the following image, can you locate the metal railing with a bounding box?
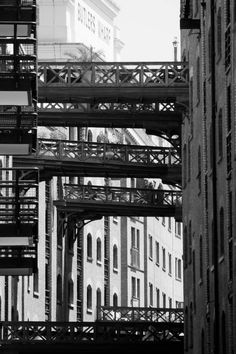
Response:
[97,306,184,323]
[0,320,184,344]
[38,61,188,88]
[34,139,180,167]
[62,184,182,208]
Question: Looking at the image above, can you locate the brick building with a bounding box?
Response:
[181,0,236,353]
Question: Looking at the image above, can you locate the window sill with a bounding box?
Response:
[162,267,166,272]
[156,262,159,267]
[168,272,172,277]
[96,260,102,266]
[149,257,153,262]
[198,279,203,286]
[68,303,74,310]
[175,277,182,282]
[87,257,93,263]
[175,233,181,239]
[87,309,92,315]
[113,267,118,274]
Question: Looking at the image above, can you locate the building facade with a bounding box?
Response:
[181,0,236,353]
[0,0,183,323]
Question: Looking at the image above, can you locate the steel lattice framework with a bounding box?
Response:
[0,320,184,344]
[13,139,181,183]
[97,307,184,323]
[38,61,189,103]
[54,184,182,219]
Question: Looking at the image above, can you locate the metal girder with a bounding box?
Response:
[54,184,182,219]
[13,139,181,184]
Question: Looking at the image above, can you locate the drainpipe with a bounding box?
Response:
[210,1,220,353]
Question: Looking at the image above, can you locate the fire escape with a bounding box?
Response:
[0,0,38,275]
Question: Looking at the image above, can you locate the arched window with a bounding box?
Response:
[199,235,203,281]
[68,279,74,305]
[33,269,39,293]
[87,285,92,311]
[96,288,101,310]
[113,293,118,307]
[217,8,222,57]
[190,302,193,348]
[219,208,224,256]
[185,306,188,350]
[87,233,92,260]
[218,109,223,158]
[188,221,192,264]
[183,226,188,267]
[221,312,226,353]
[56,274,62,304]
[88,129,93,142]
[201,329,205,354]
[96,238,102,263]
[113,245,118,270]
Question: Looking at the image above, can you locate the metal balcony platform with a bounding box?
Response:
[38,61,189,104]
[54,184,182,219]
[13,139,181,184]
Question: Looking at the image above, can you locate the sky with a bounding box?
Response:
[114,0,180,61]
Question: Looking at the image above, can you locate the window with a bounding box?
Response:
[131,227,140,268]
[149,235,153,259]
[184,226,188,268]
[175,258,182,280]
[87,129,93,142]
[197,146,201,193]
[149,283,153,306]
[218,109,223,158]
[113,293,118,307]
[56,274,62,304]
[87,285,92,312]
[137,279,140,299]
[168,217,172,230]
[155,241,160,265]
[162,293,166,308]
[168,253,172,275]
[162,216,165,225]
[96,238,101,263]
[183,144,187,186]
[188,221,192,264]
[68,279,74,306]
[190,303,193,347]
[199,235,203,281]
[219,208,224,256]
[196,57,200,101]
[87,233,92,261]
[131,277,136,298]
[217,8,222,58]
[175,222,181,237]
[96,288,101,309]
[156,288,160,307]
[169,297,172,308]
[225,25,231,70]
[188,139,191,181]
[162,247,166,270]
[33,269,39,294]
[113,245,118,270]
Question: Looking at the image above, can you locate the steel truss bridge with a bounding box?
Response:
[14,139,181,183]
[0,308,184,354]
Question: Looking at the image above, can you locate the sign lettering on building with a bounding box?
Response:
[78,2,111,44]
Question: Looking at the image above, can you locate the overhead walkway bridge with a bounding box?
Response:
[55,183,182,219]
[0,307,184,354]
[14,139,181,184]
